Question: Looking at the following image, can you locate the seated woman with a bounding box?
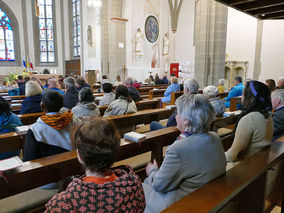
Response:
[225,81,273,164]
[45,117,146,212]
[20,81,43,114]
[161,77,180,103]
[72,87,100,118]
[0,97,23,160]
[24,90,81,161]
[104,85,137,117]
[203,85,225,116]
[99,83,115,106]
[8,80,19,96]
[143,94,226,212]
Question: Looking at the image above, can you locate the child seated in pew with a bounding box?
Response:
[0,97,23,160]
[143,94,226,212]
[225,81,273,167]
[98,82,115,106]
[23,90,81,161]
[45,117,146,212]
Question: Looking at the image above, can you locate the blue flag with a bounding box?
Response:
[23,60,27,68]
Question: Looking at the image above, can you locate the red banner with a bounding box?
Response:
[170,63,179,78]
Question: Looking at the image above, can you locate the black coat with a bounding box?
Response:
[63,87,79,109]
[128,86,140,102]
[20,95,42,114]
[273,106,284,141]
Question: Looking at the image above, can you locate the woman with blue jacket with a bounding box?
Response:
[161,77,180,103]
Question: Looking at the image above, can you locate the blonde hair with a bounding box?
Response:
[25,81,43,97]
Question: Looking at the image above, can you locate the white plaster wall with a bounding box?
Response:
[258,20,284,83]
[226,7,257,78]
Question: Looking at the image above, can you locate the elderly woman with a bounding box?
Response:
[71,87,100,118]
[161,77,180,103]
[203,85,225,116]
[20,81,43,114]
[143,94,226,212]
[217,79,225,93]
[45,117,146,212]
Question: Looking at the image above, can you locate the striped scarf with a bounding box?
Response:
[40,111,73,130]
[177,128,193,141]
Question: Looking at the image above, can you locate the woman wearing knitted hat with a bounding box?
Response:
[203,85,225,117]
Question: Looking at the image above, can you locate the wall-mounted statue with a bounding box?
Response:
[87,25,93,47]
[135,28,143,56]
[163,33,170,56]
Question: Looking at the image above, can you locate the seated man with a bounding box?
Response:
[271,89,284,141]
[277,77,284,89]
[63,77,79,109]
[24,90,80,161]
[76,77,91,91]
[99,82,115,106]
[225,76,244,108]
[42,78,64,95]
[150,78,199,131]
[19,76,30,95]
[124,77,140,102]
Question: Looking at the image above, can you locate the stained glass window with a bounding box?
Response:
[0,8,15,61]
[38,0,55,63]
[72,0,80,57]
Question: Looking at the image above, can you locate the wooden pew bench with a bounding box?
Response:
[149,89,166,100]
[230,96,242,111]
[163,140,284,212]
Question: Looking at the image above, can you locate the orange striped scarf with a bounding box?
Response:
[40,111,73,130]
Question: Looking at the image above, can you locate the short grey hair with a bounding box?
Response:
[64,77,76,88]
[271,89,284,104]
[175,94,215,133]
[124,77,133,85]
[183,78,199,94]
[203,85,219,98]
[278,77,284,87]
[218,79,225,86]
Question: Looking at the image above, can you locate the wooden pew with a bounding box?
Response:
[3,95,26,100]
[162,91,183,107]
[149,89,166,100]
[18,112,45,125]
[163,141,284,212]
[0,127,180,200]
[230,96,242,111]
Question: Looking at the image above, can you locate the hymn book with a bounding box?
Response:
[0,156,23,171]
[124,132,146,143]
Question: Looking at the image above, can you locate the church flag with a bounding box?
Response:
[23,60,27,68]
[30,62,33,70]
[27,60,30,69]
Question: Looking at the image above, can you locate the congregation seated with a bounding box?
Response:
[143,94,226,212]
[71,87,100,118]
[203,85,225,116]
[114,74,123,86]
[99,82,115,106]
[161,74,169,84]
[75,77,91,91]
[124,77,140,102]
[271,89,284,141]
[24,90,81,161]
[225,81,273,165]
[45,117,146,212]
[20,81,43,114]
[277,77,284,89]
[217,79,225,93]
[104,85,137,117]
[8,80,19,96]
[224,76,244,108]
[0,97,22,160]
[265,79,276,92]
[63,77,79,109]
[150,77,199,131]
[42,78,64,95]
[161,77,180,103]
[19,76,30,95]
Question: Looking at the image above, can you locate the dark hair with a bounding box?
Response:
[265,79,276,92]
[43,69,50,74]
[18,75,23,80]
[149,76,154,82]
[71,117,120,172]
[102,83,113,93]
[102,75,107,80]
[171,73,175,77]
[42,90,64,112]
[79,87,95,103]
[234,76,242,83]
[24,76,30,82]
[76,77,86,87]
[0,97,11,114]
[115,85,132,102]
[235,80,271,130]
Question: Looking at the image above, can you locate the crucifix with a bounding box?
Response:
[123,65,127,79]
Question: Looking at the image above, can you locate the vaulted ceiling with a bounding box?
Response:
[215,0,284,19]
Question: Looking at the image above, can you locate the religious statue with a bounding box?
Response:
[87,25,93,47]
[163,33,170,56]
[135,28,143,56]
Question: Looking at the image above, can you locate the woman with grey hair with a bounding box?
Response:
[71,87,100,118]
[143,94,226,213]
[203,85,225,116]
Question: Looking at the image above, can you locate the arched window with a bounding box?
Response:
[70,0,80,57]
[0,2,20,66]
[33,0,57,66]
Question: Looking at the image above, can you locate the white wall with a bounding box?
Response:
[258,20,284,82]
[226,7,257,78]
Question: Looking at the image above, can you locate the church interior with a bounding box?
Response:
[0,0,284,212]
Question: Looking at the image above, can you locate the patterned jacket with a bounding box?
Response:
[45,165,146,213]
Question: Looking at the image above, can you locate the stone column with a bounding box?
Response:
[253,20,263,80]
[100,0,126,82]
[194,0,228,86]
